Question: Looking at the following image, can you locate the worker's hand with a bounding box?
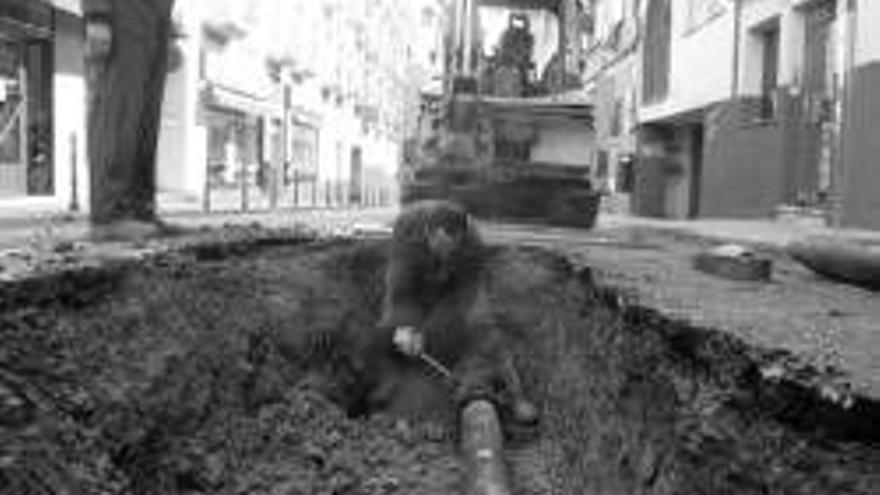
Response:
[393,326,424,357]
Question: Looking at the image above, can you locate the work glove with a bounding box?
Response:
[393,326,424,357]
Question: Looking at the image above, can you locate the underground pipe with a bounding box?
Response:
[460,399,511,495]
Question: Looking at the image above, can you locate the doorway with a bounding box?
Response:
[802,0,838,202]
[349,146,363,205]
[0,37,53,197]
[688,124,704,219]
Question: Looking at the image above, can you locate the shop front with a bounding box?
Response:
[278,108,320,208]
[0,0,54,198]
[201,84,280,212]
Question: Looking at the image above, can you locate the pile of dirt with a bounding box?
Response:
[0,239,460,495]
[487,247,880,494]
[0,237,878,494]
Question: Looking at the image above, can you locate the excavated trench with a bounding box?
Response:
[0,236,878,495]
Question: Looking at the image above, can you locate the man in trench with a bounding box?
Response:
[351,199,538,428]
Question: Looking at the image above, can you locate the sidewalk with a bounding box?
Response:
[489,216,880,403]
[597,214,880,248]
[0,206,401,249]
[2,202,872,273]
[3,204,880,252]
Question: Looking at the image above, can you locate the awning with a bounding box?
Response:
[202,84,282,119]
[49,0,81,15]
[420,78,444,97]
[289,105,322,128]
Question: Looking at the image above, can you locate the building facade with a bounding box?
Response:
[586,0,878,229]
[0,0,435,216]
[156,0,437,212]
[635,0,736,220]
[839,0,880,229]
[0,0,87,211]
[583,0,640,199]
[703,0,843,221]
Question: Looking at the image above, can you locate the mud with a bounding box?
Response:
[0,236,878,494]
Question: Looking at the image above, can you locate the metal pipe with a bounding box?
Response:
[417,351,455,383]
[415,349,511,495]
[460,400,511,495]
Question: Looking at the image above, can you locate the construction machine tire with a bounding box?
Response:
[545,189,601,229]
[450,183,496,219]
[401,181,449,204]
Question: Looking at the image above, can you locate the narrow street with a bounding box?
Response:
[2,0,880,493]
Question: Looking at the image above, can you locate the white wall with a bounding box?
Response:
[52,10,88,210]
[362,132,400,199]
[735,0,877,99]
[50,0,81,14]
[593,0,625,43]
[779,9,806,86]
[738,0,808,95]
[530,121,594,167]
[640,1,736,122]
[152,0,417,203]
[856,0,880,65]
[317,103,360,183]
[741,0,789,30]
[156,3,205,199]
[740,21,767,95]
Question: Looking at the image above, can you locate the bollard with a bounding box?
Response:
[460,400,511,495]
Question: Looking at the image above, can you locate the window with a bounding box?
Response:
[610,98,624,137]
[643,0,671,104]
[802,1,837,111]
[0,38,54,197]
[759,23,779,119]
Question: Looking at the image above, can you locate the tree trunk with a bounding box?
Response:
[85,0,175,227]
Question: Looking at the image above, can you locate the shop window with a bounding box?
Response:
[0,38,53,197]
[287,122,318,184]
